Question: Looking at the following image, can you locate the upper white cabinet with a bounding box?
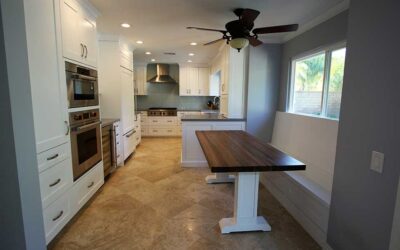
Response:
[179,67,210,96]
[135,66,148,95]
[211,45,247,118]
[60,0,98,68]
[24,0,69,153]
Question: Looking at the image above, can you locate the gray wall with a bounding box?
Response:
[0,0,46,249]
[246,44,282,142]
[137,84,213,110]
[278,11,348,111]
[327,1,400,249]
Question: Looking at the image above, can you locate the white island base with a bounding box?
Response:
[219,172,271,234]
[205,173,235,183]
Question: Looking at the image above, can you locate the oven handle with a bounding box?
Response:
[73,121,101,131]
[125,129,136,138]
[71,73,97,81]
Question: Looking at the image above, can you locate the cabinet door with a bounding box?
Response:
[188,67,199,96]
[81,16,97,68]
[24,0,69,153]
[120,67,135,134]
[60,0,82,63]
[198,68,210,96]
[179,67,189,96]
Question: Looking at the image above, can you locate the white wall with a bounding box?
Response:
[271,112,338,194]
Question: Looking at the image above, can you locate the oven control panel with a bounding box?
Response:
[69,109,100,126]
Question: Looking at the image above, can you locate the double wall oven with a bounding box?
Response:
[66,61,101,181]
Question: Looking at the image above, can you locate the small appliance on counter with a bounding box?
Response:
[207,96,220,110]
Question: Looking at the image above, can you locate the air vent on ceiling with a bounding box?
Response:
[164,52,176,55]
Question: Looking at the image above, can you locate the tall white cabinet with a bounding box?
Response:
[23,0,101,244]
[98,37,137,160]
[211,45,247,118]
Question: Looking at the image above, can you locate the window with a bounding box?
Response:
[289,45,346,119]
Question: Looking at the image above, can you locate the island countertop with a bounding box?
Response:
[196,130,306,173]
[181,114,246,122]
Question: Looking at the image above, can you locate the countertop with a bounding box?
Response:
[101,118,120,127]
[196,130,306,173]
[137,109,220,113]
[181,114,246,122]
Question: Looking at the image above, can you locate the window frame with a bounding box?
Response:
[287,41,346,120]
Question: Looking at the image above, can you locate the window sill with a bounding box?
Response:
[285,111,339,122]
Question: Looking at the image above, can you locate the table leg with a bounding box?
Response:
[219,172,271,234]
[205,173,235,184]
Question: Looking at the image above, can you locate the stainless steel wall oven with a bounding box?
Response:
[69,109,102,181]
[66,62,98,108]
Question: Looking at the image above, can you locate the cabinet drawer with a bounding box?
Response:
[43,191,71,244]
[39,159,73,208]
[123,129,136,160]
[149,127,177,136]
[37,143,70,173]
[71,162,104,214]
[141,127,148,136]
[149,117,177,126]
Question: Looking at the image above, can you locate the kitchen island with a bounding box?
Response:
[196,130,306,233]
[180,114,246,183]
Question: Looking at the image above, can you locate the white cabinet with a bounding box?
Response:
[98,38,136,159]
[211,45,247,118]
[198,67,210,96]
[24,0,70,153]
[135,66,147,95]
[179,67,210,96]
[60,0,98,68]
[123,129,136,160]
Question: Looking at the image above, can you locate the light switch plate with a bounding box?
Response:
[370,151,385,173]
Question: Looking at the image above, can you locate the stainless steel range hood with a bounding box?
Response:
[148,64,177,83]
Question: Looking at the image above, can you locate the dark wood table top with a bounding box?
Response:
[196,130,306,173]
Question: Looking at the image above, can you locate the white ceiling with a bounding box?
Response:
[90,0,347,65]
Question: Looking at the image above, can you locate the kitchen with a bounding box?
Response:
[2,0,400,250]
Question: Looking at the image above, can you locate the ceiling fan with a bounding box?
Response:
[187,8,299,52]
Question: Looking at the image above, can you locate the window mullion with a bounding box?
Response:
[321,50,332,117]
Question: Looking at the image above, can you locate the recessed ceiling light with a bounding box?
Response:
[190,42,197,46]
[136,40,143,44]
[145,52,151,55]
[121,23,130,28]
[151,59,156,62]
[187,60,192,63]
[189,53,195,56]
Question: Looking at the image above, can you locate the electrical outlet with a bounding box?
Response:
[370,151,385,174]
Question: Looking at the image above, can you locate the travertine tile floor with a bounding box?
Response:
[50,138,320,250]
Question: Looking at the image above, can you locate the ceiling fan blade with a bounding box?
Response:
[247,36,263,47]
[253,24,299,34]
[187,27,226,34]
[204,38,224,46]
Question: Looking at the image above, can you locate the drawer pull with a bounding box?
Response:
[152,120,158,122]
[167,121,172,123]
[168,130,173,132]
[52,211,64,221]
[117,142,120,145]
[153,130,158,132]
[46,154,59,161]
[87,181,94,188]
[117,154,120,158]
[116,133,119,136]
[49,178,61,187]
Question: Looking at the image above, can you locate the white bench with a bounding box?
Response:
[260,111,338,249]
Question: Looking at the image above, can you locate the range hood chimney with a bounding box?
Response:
[148,64,177,83]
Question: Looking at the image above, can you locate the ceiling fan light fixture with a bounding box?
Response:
[229,37,249,52]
